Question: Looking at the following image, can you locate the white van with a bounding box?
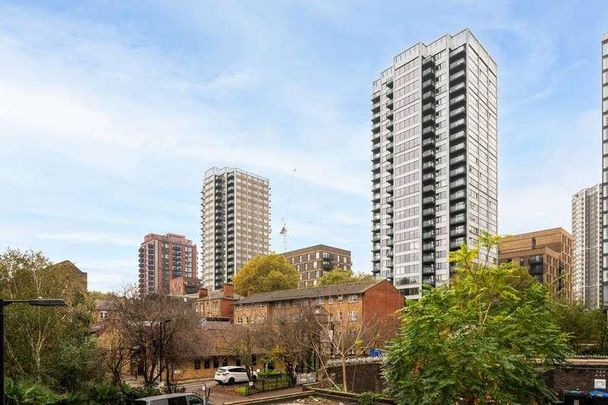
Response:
[134,393,209,405]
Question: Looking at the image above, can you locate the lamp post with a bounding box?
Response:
[1,298,66,405]
[158,319,171,392]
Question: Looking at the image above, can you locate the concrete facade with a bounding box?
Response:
[371,29,498,300]
[600,33,608,309]
[201,167,270,290]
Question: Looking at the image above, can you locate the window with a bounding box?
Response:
[349,311,358,321]
[348,294,358,302]
[213,357,219,368]
[338,295,344,302]
[194,359,201,370]
[204,358,210,369]
[328,296,334,304]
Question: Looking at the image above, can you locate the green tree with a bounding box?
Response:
[383,238,570,405]
[316,268,374,286]
[0,249,100,392]
[554,301,608,354]
[233,254,298,296]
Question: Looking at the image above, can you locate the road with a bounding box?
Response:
[178,379,303,404]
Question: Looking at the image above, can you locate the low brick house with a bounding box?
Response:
[233,280,404,333]
[193,283,240,322]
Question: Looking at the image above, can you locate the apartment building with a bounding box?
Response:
[233,280,403,329]
[498,228,573,301]
[572,185,602,309]
[138,233,198,294]
[601,33,608,309]
[282,244,352,288]
[371,29,498,299]
[201,167,270,290]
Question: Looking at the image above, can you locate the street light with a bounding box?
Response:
[1,298,66,405]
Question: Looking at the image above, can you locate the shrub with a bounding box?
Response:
[358,392,382,405]
[5,378,61,405]
[234,386,248,396]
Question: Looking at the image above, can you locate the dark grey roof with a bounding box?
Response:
[237,280,382,305]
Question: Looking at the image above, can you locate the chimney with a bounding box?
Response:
[223,282,234,298]
[198,287,208,299]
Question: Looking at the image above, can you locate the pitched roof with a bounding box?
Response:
[237,280,383,305]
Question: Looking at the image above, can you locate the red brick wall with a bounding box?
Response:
[362,280,404,325]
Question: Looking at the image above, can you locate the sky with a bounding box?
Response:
[1,0,607,292]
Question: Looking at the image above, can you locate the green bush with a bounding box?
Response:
[358,391,382,405]
[5,378,61,405]
[234,386,248,396]
[257,370,283,379]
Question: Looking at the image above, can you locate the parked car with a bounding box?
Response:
[134,393,210,405]
[214,366,257,385]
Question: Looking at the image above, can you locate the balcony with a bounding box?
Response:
[386,185,394,194]
[372,203,381,212]
[450,155,466,166]
[450,178,466,190]
[422,242,435,251]
[449,166,466,178]
[449,82,466,95]
[422,207,435,217]
[386,122,394,131]
[386,80,394,88]
[371,103,380,114]
[385,207,394,215]
[422,184,435,194]
[422,65,435,79]
[422,161,434,171]
[422,196,434,205]
[422,102,436,113]
[422,230,435,239]
[449,118,466,130]
[422,265,435,276]
[422,115,435,125]
[386,91,394,99]
[422,172,435,183]
[422,126,435,136]
[386,100,394,110]
[450,226,466,237]
[450,202,466,213]
[450,214,466,225]
[449,130,466,143]
[422,91,435,101]
[450,239,466,250]
[449,58,466,71]
[450,47,466,59]
[422,79,435,91]
[449,70,466,84]
[422,219,435,228]
[372,142,381,153]
[450,94,466,106]
[372,93,380,103]
[385,111,394,120]
[449,142,466,154]
[422,149,435,160]
[450,190,466,202]
[386,250,394,258]
[422,253,435,263]
[422,137,435,148]
[450,106,466,119]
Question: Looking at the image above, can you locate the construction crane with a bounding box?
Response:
[280,168,296,252]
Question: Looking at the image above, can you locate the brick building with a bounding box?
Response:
[233,280,403,330]
[281,244,352,288]
[193,283,240,322]
[138,233,198,295]
[498,228,573,301]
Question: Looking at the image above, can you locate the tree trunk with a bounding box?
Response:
[341,359,348,392]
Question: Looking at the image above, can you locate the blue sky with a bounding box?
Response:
[1,0,607,291]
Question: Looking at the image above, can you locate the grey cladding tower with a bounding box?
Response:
[201,167,270,290]
[371,29,498,299]
[601,33,608,308]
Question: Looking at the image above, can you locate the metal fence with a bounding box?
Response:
[246,374,294,395]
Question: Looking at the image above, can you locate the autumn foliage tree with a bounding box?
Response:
[233,254,298,296]
[384,234,570,404]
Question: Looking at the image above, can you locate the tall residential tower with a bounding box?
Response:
[572,185,602,309]
[201,167,270,290]
[371,29,498,299]
[601,33,608,308]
